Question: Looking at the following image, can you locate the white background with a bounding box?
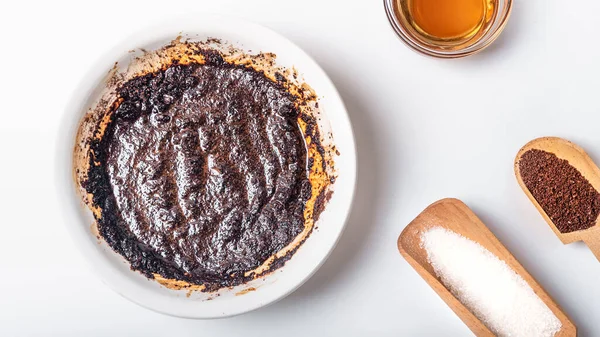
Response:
[2,0,600,336]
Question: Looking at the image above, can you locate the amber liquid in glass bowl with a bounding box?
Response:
[385,0,512,58]
[409,0,495,41]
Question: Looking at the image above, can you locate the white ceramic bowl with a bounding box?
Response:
[57,14,356,318]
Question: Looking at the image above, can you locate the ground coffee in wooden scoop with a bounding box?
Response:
[519,149,600,233]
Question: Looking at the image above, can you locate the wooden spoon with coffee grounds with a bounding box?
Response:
[515,137,600,261]
[398,198,576,336]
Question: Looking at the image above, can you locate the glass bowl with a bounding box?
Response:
[384,0,513,58]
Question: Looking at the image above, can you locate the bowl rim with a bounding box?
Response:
[55,13,357,318]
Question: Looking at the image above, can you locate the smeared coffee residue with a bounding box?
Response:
[74,38,337,292]
[236,287,257,296]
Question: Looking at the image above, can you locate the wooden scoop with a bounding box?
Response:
[515,137,600,261]
[398,198,576,337]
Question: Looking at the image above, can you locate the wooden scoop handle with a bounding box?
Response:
[584,237,600,262]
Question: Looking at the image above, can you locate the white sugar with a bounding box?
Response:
[421,227,562,337]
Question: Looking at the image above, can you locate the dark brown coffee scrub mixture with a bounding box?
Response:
[75,41,335,291]
[519,149,600,233]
